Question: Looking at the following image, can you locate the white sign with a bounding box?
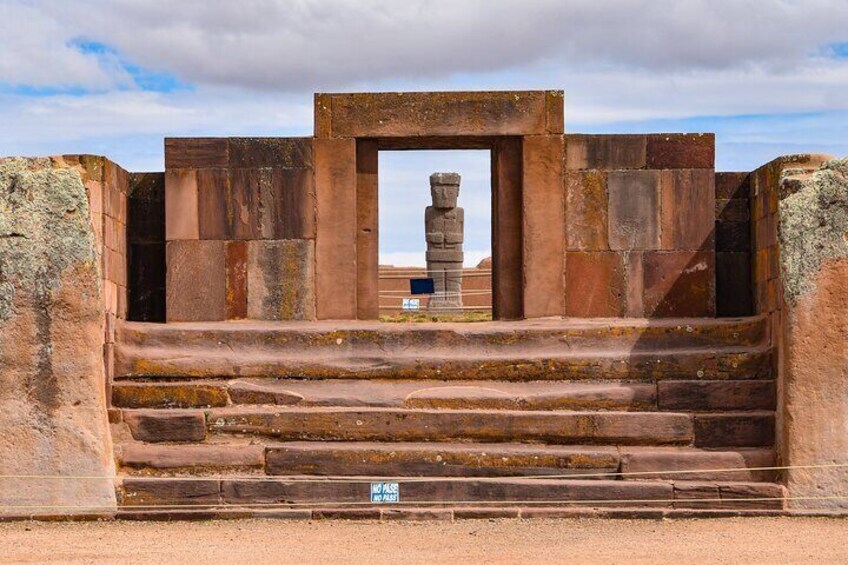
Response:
[370,482,400,503]
[402,298,420,311]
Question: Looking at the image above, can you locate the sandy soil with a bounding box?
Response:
[1,517,847,564]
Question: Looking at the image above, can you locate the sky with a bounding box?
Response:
[2,0,848,265]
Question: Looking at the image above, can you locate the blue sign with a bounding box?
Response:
[370,482,400,503]
[410,278,435,295]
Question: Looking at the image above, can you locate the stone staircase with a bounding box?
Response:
[110,317,784,518]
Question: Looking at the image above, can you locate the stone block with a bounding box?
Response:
[693,414,775,447]
[261,167,316,239]
[607,170,661,250]
[624,251,644,317]
[715,172,750,199]
[643,251,715,317]
[228,168,262,240]
[620,448,776,482]
[197,168,232,239]
[646,134,714,169]
[317,91,555,138]
[658,380,776,411]
[564,134,647,170]
[164,169,199,240]
[247,240,316,320]
[314,138,357,319]
[120,444,264,469]
[228,137,312,168]
[716,220,750,252]
[660,169,716,250]
[165,138,229,169]
[225,240,248,320]
[121,478,220,506]
[166,240,226,321]
[718,482,785,510]
[124,411,207,442]
[522,134,565,317]
[716,251,753,316]
[716,198,750,222]
[112,382,229,408]
[228,381,304,405]
[128,172,165,243]
[128,242,166,323]
[492,137,524,320]
[564,252,625,317]
[565,171,608,250]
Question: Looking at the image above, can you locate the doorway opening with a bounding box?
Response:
[378,150,492,322]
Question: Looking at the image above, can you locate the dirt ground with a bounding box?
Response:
[1,517,846,564]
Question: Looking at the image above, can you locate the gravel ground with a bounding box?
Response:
[1,517,846,564]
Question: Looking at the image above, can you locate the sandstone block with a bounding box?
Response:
[228,137,312,168]
[716,198,750,222]
[120,444,264,469]
[124,411,207,442]
[263,167,316,239]
[716,252,753,317]
[166,240,226,321]
[715,172,750,199]
[608,170,661,250]
[564,134,647,170]
[228,381,305,405]
[225,240,248,319]
[565,171,608,250]
[716,220,750,252]
[121,478,220,506]
[247,240,315,320]
[128,172,165,243]
[693,414,774,447]
[228,168,262,240]
[564,252,625,317]
[660,169,716,250]
[620,448,776,482]
[165,138,228,169]
[197,168,232,239]
[646,134,714,169]
[128,242,166,323]
[112,382,229,408]
[165,169,199,240]
[643,251,715,317]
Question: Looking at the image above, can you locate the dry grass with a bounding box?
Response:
[379,311,492,323]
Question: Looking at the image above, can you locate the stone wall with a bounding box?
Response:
[714,172,753,316]
[760,156,848,509]
[164,138,316,321]
[0,157,117,515]
[563,134,716,317]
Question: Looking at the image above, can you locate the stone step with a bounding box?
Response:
[116,342,773,381]
[118,476,786,510]
[112,379,659,411]
[122,407,696,445]
[121,407,775,448]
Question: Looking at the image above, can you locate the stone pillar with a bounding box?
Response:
[426,173,464,312]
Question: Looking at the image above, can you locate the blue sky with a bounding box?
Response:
[2,0,847,265]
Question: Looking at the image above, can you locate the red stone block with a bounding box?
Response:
[229,168,262,240]
[564,134,647,170]
[226,240,248,320]
[123,411,207,443]
[607,170,661,251]
[247,240,316,320]
[228,137,312,168]
[263,168,316,239]
[565,171,608,251]
[646,134,715,169]
[165,169,199,240]
[197,168,232,239]
[660,169,716,250]
[165,138,229,169]
[658,380,776,411]
[694,414,775,447]
[624,251,645,317]
[565,252,626,317]
[166,240,226,321]
[715,172,750,199]
[716,198,749,222]
[643,251,716,317]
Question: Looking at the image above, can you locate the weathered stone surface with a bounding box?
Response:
[716,251,753,317]
[658,380,775,411]
[228,380,304,405]
[228,137,312,168]
[643,251,715,317]
[620,448,775,481]
[660,169,715,250]
[777,157,848,508]
[565,171,608,251]
[0,157,116,515]
[715,172,750,199]
[693,414,774,447]
[124,410,206,442]
[564,252,625,317]
[165,240,226,322]
[646,134,714,169]
[209,407,693,445]
[228,168,262,240]
[112,382,229,408]
[120,478,220,507]
[564,134,647,170]
[266,442,620,477]
[317,91,558,138]
[607,170,661,251]
[164,138,228,169]
[225,240,248,319]
[120,443,264,469]
[196,168,232,240]
[246,240,315,320]
[164,169,199,240]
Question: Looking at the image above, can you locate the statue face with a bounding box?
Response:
[431,184,459,208]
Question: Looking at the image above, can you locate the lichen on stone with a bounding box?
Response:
[0,157,98,321]
[778,157,848,305]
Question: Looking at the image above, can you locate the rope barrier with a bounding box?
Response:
[2,462,846,484]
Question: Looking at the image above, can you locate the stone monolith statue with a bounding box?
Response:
[425,172,464,311]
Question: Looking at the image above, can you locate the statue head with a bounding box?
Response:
[429,172,461,208]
